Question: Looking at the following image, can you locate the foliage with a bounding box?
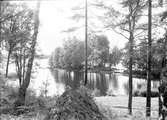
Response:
[122,36,167,79]
[49,37,85,70]
[63,37,85,69]
[1,2,34,77]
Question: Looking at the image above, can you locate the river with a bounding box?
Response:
[51,69,159,96]
[6,58,159,97]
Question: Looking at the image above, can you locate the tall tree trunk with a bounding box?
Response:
[15,1,40,107]
[146,0,152,117]
[84,0,88,86]
[128,31,133,115]
[5,48,12,77]
[128,4,134,114]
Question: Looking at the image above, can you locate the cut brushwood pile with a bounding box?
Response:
[48,87,106,120]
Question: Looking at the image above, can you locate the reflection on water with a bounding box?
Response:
[51,69,159,96]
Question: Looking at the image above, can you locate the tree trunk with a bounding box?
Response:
[84,0,88,86]
[5,48,11,77]
[15,86,26,106]
[146,0,152,117]
[128,32,133,115]
[128,4,134,114]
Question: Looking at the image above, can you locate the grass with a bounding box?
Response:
[95,96,159,120]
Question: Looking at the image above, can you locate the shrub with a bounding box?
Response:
[133,89,159,97]
[98,104,117,120]
[92,88,101,97]
[106,89,116,96]
[133,82,159,97]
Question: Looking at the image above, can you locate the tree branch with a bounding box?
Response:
[111,27,129,40]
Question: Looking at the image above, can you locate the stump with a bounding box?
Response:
[48,88,106,120]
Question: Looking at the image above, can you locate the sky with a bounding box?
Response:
[33,0,128,55]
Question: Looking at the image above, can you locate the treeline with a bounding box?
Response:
[49,35,122,71]
[49,32,166,79]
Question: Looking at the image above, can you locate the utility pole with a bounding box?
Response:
[146,0,152,117]
[84,0,88,86]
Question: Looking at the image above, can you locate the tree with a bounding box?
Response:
[49,47,64,70]
[88,34,109,68]
[120,0,146,114]
[109,46,123,67]
[49,37,86,71]
[2,4,33,77]
[94,0,146,114]
[0,1,28,43]
[0,1,26,72]
[14,1,41,107]
[63,37,85,70]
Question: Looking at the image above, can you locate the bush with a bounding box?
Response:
[98,104,117,120]
[106,89,116,96]
[133,82,159,97]
[133,89,159,97]
[92,88,101,97]
[0,87,17,114]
